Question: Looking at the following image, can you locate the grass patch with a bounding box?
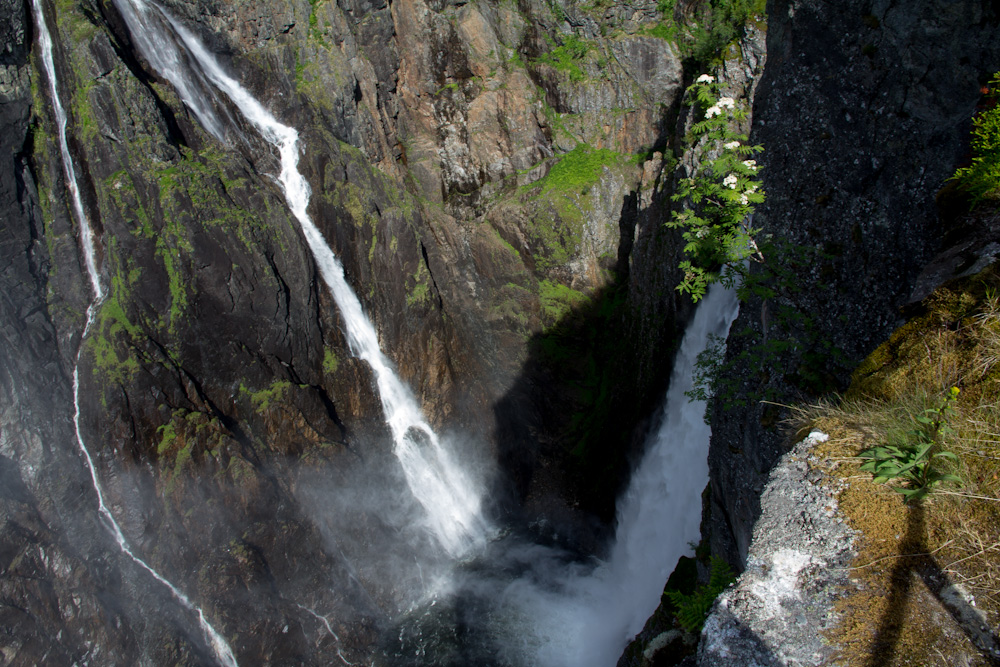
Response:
[647,0,766,67]
[536,34,591,82]
[531,143,623,196]
[515,144,626,269]
[539,279,590,327]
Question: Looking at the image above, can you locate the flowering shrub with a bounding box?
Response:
[667,75,765,301]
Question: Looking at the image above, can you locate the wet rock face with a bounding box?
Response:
[2,0,695,661]
[708,0,1000,568]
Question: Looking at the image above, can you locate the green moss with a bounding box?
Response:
[507,49,526,71]
[536,34,592,82]
[795,267,1000,662]
[227,455,255,483]
[539,279,590,327]
[533,143,623,195]
[514,144,626,269]
[54,0,99,50]
[242,380,292,413]
[647,0,765,65]
[323,348,339,375]
[490,227,522,263]
[406,261,432,308]
[494,282,532,328]
[89,252,144,389]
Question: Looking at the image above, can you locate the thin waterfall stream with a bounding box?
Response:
[30,2,238,665]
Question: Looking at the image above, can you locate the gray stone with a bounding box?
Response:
[699,435,857,666]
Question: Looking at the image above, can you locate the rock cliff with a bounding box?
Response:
[708,0,1000,568]
[1,0,697,661]
[620,0,1000,664]
[5,0,1000,662]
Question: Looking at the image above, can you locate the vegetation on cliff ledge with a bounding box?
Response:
[794,265,1000,665]
[651,0,766,66]
[668,75,765,301]
[952,73,1000,206]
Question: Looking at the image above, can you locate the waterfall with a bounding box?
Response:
[111,0,489,557]
[31,3,237,665]
[588,282,740,659]
[500,283,741,667]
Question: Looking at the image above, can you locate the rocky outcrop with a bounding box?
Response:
[698,432,856,667]
[708,0,1000,569]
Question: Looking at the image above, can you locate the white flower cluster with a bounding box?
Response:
[697,74,715,83]
[705,96,735,119]
[739,184,759,206]
[723,174,739,189]
[724,141,740,150]
[742,159,757,170]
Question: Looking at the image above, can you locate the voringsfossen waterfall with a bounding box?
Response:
[32,2,740,664]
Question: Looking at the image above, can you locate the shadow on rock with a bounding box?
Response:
[489,192,692,555]
[866,502,1000,667]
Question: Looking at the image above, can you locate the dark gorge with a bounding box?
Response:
[2,0,999,665]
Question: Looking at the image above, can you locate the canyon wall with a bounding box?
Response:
[0,0,697,661]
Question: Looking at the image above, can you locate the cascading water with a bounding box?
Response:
[31,3,237,665]
[48,0,743,660]
[541,282,741,666]
[111,0,489,557]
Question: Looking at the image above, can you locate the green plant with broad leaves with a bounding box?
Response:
[667,75,765,301]
[858,387,963,503]
[664,556,735,632]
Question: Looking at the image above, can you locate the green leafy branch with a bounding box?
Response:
[664,556,735,632]
[951,72,1000,207]
[859,387,963,503]
[667,75,765,301]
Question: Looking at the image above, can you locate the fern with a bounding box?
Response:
[664,556,735,632]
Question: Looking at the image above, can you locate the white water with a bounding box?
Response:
[31,3,237,665]
[297,604,354,666]
[504,283,740,666]
[112,0,489,557]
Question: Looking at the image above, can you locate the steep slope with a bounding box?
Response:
[620,1,1000,664]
